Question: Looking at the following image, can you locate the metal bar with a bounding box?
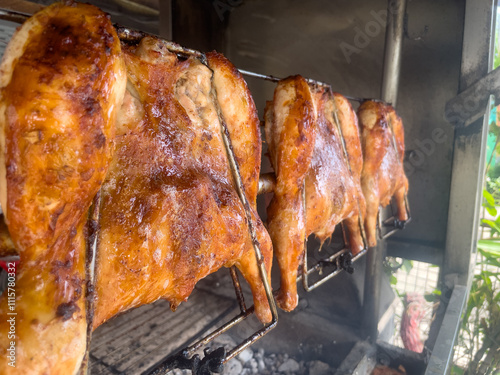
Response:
[443,0,495,291]
[238,68,371,103]
[229,266,247,313]
[362,0,407,342]
[78,192,101,375]
[0,8,28,23]
[381,0,407,107]
[424,285,468,375]
[445,66,500,128]
[362,239,387,341]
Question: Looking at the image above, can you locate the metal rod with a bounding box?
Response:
[238,69,370,103]
[79,192,101,375]
[212,89,278,318]
[363,0,407,342]
[380,0,407,107]
[0,8,29,23]
[229,266,247,313]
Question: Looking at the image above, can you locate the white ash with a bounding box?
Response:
[166,335,334,374]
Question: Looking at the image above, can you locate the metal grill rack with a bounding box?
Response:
[0,9,278,375]
[244,68,409,292]
[0,6,410,375]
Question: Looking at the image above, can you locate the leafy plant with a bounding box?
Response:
[451,194,500,374]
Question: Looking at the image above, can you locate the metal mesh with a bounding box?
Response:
[390,259,440,350]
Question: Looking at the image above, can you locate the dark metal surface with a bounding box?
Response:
[362,0,407,343]
[443,0,495,289]
[381,0,407,107]
[445,65,500,128]
[425,285,468,375]
[362,240,386,341]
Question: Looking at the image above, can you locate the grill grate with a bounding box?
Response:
[89,289,237,374]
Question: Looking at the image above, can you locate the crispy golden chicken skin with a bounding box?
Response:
[265,77,365,312]
[358,100,409,248]
[0,2,126,374]
[207,52,273,322]
[93,39,272,327]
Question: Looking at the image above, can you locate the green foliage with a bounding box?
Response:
[486,180,500,207]
[452,197,500,374]
[424,289,441,303]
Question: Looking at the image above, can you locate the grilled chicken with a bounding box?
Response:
[265,76,365,311]
[93,38,273,327]
[207,51,273,322]
[0,3,126,374]
[358,100,409,248]
[0,215,16,259]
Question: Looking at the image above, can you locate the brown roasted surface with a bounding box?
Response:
[94,38,272,327]
[265,77,365,312]
[0,215,16,258]
[358,100,409,248]
[0,2,126,374]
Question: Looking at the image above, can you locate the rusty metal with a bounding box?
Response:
[229,266,247,313]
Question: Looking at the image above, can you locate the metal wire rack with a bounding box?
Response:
[0,6,410,375]
[0,8,278,375]
[244,68,410,292]
[246,69,369,291]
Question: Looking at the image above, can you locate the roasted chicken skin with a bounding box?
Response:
[0,2,126,374]
[93,38,273,327]
[358,100,409,248]
[207,51,273,322]
[265,77,365,312]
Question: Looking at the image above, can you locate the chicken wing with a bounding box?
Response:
[358,100,409,248]
[0,3,126,374]
[265,77,365,311]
